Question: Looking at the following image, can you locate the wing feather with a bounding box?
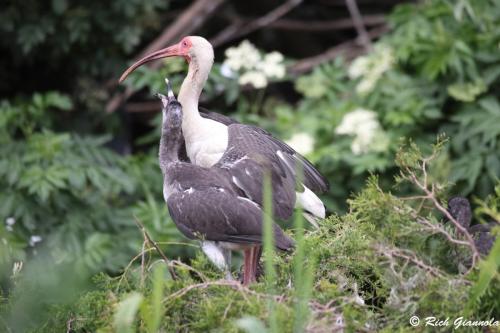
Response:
[167,188,294,250]
[215,126,297,220]
[201,110,328,193]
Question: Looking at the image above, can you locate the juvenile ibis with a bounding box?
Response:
[120,36,329,227]
[447,197,498,256]
[158,81,294,284]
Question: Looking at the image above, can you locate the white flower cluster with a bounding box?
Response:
[29,235,42,247]
[335,108,388,155]
[348,44,394,94]
[285,132,315,155]
[221,40,286,89]
[5,217,15,231]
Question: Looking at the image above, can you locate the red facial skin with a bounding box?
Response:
[119,37,192,83]
[179,37,192,63]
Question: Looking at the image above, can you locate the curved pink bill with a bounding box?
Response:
[118,43,181,83]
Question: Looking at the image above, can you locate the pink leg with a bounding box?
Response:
[244,247,262,285]
[243,248,252,285]
[248,246,261,284]
[251,246,262,280]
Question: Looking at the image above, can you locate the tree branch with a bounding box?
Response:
[106,0,226,113]
[267,15,385,31]
[288,25,388,74]
[376,245,446,278]
[134,216,178,280]
[397,149,481,270]
[210,0,303,48]
[345,0,373,50]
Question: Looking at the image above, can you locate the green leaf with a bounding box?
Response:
[114,292,144,333]
[51,0,68,15]
[235,316,268,333]
[45,92,73,111]
[447,80,486,102]
[141,265,166,333]
[466,234,500,311]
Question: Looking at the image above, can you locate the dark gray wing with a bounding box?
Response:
[167,188,294,251]
[200,108,239,126]
[244,125,329,193]
[215,126,297,220]
[202,110,328,193]
[200,108,327,193]
[164,162,237,194]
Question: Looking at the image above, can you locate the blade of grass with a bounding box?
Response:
[293,163,315,333]
[263,172,278,333]
[292,208,306,333]
[147,265,165,333]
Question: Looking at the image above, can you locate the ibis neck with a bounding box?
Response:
[178,58,212,141]
[159,119,182,171]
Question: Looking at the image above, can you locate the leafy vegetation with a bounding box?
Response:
[0,0,168,91]
[4,139,498,332]
[1,0,499,331]
[0,92,188,311]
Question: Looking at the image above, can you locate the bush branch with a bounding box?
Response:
[398,149,480,269]
[134,216,178,280]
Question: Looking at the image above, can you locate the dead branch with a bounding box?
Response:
[404,178,479,268]
[116,246,209,292]
[106,0,226,113]
[345,0,373,50]
[140,0,226,61]
[211,15,385,50]
[288,25,388,74]
[162,280,283,304]
[267,15,385,31]
[134,216,178,280]
[415,215,471,247]
[211,0,303,48]
[396,150,481,270]
[140,235,147,288]
[377,245,446,278]
[169,259,208,282]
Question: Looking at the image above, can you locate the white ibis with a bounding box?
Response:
[119,36,329,227]
[158,83,294,285]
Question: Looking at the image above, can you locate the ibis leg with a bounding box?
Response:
[243,248,252,285]
[252,246,264,281]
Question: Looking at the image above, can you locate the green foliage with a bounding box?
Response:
[114,292,143,333]
[292,0,500,209]
[0,0,168,78]
[467,236,500,312]
[1,0,499,331]
[1,93,134,273]
[0,92,185,305]
[474,183,500,223]
[4,140,497,332]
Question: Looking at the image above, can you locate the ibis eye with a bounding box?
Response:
[182,41,188,47]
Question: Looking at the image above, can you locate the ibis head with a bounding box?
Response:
[119,36,213,83]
